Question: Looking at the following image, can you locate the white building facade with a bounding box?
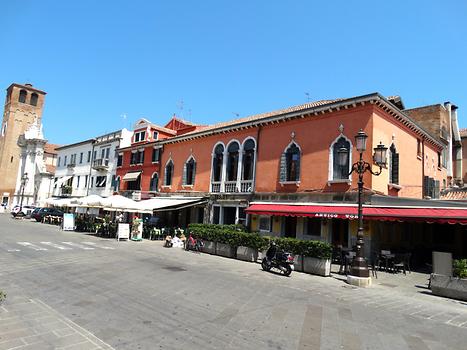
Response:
[12,119,56,208]
[53,129,132,199]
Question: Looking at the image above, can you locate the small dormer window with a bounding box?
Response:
[134,131,146,143]
[153,131,158,140]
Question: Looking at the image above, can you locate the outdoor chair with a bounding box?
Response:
[392,253,411,275]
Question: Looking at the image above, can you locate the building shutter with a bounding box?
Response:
[279,153,287,182]
[182,163,187,185]
[192,161,196,185]
[392,153,399,185]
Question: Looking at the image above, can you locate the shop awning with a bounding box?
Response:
[245,202,467,225]
[137,197,206,212]
[122,171,141,181]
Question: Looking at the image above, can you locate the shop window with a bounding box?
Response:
[213,206,221,224]
[280,142,301,182]
[223,207,237,225]
[212,144,224,182]
[259,216,271,232]
[305,218,321,237]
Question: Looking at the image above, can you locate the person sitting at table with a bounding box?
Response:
[164,234,173,247]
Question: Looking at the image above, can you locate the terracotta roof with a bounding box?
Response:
[180,99,343,136]
[45,164,56,174]
[440,188,467,201]
[460,128,467,138]
[44,143,59,154]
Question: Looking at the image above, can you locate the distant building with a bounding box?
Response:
[0,83,47,207]
[53,129,132,199]
[12,120,58,207]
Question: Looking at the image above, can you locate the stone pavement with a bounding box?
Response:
[0,292,114,350]
[1,214,467,349]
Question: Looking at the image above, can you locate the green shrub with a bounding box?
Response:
[453,259,467,279]
[188,224,332,259]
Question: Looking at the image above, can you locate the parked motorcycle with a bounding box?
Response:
[261,243,294,276]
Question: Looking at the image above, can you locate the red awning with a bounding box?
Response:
[245,203,467,225]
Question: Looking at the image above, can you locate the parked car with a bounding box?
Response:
[11,205,36,218]
[32,207,63,222]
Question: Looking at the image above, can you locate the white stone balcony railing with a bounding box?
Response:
[224,181,238,193]
[211,182,221,193]
[210,180,254,193]
[92,158,110,171]
[240,180,253,193]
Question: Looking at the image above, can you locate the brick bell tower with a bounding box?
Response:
[0,83,46,207]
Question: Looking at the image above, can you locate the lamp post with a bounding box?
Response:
[337,130,387,286]
[19,172,29,213]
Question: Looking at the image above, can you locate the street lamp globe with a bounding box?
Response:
[337,147,349,167]
[373,142,388,167]
[355,129,368,153]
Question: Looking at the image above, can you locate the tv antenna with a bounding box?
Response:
[305,92,311,102]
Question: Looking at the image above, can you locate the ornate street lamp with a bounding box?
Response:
[19,172,29,214]
[337,130,387,286]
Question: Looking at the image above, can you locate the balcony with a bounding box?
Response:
[66,163,76,169]
[210,180,253,194]
[92,158,109,171]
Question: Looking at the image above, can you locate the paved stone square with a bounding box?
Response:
[0,213,466,349]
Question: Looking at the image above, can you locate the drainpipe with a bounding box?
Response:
[86,140,96,196]
[451,105,462,184]
[444,102,453,183]
[421,140,425,199]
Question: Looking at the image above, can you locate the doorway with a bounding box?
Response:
[332,219,349,247]
[284,216,297,238]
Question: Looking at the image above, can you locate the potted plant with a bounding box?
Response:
[302,240,333,276]
[431,259,467,301]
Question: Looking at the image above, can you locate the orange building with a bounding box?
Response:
[116,93,466,263]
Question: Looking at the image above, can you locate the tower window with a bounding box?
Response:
[30,93,38,106]
[19,90,27,103]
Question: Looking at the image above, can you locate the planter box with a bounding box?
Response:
[216,243,236,258]
[257,249,268,263]
[202,240,216,255]
[303,257,331,276]
[294,255,304,272]
[431,274,467,302]
[236,246,258,262]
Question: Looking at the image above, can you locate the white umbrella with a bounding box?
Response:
[75,195,104,208]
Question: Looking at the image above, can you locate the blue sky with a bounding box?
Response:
[1,1,466,145]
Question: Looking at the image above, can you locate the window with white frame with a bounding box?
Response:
[212,144,224,182]
[164,160,174,186]
[134,131,146,143]
[280,142,300,182]
[151,148,160,163]
[226,142,240,181]
[331,136,351,180]
[259,216,271,232]
[150,173,158,191]
[153,131,158,140]
[183,157,196,186]
[242,139,255,180]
